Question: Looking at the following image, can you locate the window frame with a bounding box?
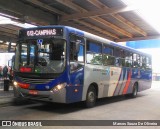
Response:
[69,33,85,73]
[86,39,102,65]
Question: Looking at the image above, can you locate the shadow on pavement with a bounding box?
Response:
[26,93,147,114]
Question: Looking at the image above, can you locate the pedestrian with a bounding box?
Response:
[0,66,2,80]
[3,65,8,80]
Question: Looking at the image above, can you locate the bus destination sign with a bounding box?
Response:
[20,28,63,38]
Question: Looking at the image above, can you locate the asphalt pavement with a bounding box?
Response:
[0,79,14,106]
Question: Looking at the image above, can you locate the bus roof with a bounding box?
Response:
[21,25,151,57]
[65,26,151,57]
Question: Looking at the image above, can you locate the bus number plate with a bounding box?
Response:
[29,90,38,95]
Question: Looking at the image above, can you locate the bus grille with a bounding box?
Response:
[18,77,53,84]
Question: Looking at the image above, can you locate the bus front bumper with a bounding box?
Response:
[13,86,66,103]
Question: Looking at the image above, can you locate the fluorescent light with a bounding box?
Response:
[0,16,12,24]
[122,0,160,33]
[12,22,37,28]
[0,15,37,28]
[0,13,18,19]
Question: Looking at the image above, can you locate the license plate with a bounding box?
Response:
[29,90,38,95]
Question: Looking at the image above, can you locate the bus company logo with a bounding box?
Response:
[106,67,110,76]
[2,121,11,126]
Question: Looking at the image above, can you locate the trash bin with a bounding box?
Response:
[4,79,9,91]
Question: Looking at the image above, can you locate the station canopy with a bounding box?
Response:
[0,0,160,44]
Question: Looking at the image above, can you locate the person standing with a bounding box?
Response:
[0,66,2,80]
[3,65,8,80]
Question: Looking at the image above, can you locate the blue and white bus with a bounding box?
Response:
[13,25,152,107]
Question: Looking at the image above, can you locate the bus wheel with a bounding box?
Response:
[86,86,96,108]
[131,83,138,98]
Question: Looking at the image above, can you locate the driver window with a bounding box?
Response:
[69,34,84,72]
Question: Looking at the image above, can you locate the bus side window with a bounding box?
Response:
[146,57,152,70]
[124,51,132,67]
[139,56,143,69]
[137,54,140,67]
[133,53,138,68]
[103,45,114,66]
[70,41,77,60]
[142,56,146,69]
[114,48,122,67]
[86,41,102,65]
[78,44,84,62]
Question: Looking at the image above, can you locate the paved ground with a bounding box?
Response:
[0,79,14,106]
[0,81,160,129]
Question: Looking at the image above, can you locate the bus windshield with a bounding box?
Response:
[14,39,66,74]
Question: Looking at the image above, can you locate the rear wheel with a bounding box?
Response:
[125,83,138,98]
[131,83,138,98]
[86,86,96,108]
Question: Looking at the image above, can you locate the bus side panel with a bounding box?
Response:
[107,67,122,97]
[82,65,123,100]
[120,68,132,95]
[143,70,152,90]
[114,67,129,96]
[137,69,152,92]
[117,68,146,95]
[82,65,152,101]
[66,67,84,103]
[82,64,109,101]
[107,67,137,96]
[124,68,152,94]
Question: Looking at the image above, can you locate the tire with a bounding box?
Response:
[86,86,96,108]
[131,83,138,98]
[125,83,138,98]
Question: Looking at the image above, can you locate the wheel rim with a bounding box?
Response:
[133,87,137,96]
[88,91,95,102]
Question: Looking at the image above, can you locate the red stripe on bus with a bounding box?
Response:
[123,70,131,94]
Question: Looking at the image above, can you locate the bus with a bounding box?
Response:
[13,25,152,107]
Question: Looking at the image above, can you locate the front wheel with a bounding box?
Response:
[86,86,96,108]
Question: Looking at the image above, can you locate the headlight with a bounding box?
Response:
[51,83,67,92]
[13,81,18,87]
[13,81,30,89]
